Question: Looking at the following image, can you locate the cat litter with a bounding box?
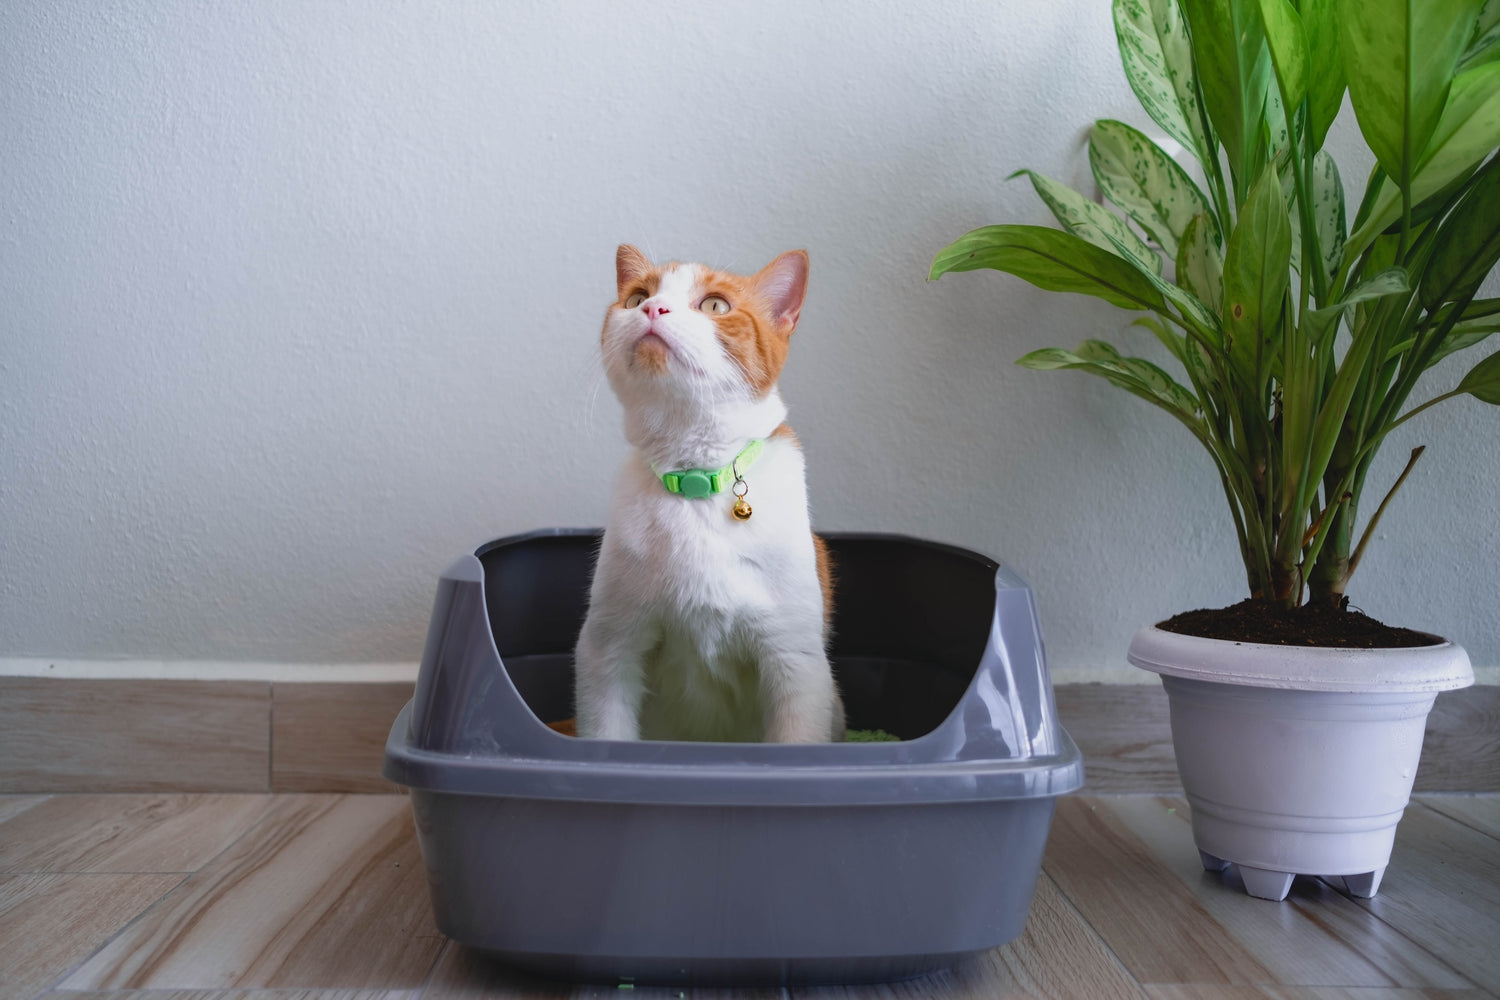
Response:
[384,528,1083,986]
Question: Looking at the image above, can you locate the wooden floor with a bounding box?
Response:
[1,793,1496,1000]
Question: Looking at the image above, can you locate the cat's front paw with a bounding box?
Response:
[575,703,641,742]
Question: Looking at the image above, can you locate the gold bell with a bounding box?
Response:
[731,472,752,521]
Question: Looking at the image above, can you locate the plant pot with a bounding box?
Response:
[1128,626,1473,901]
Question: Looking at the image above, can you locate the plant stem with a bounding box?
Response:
[1347,446,1426,581]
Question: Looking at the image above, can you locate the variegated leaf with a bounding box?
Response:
[1134,315,1191,367]
[1019,341,1203,420]
[1015,169,1163,275]
[930,225,1168,311]
[1177,212,1225,314]
[1089,119,1219,259]
[1312,151,1347,283]
[1113,0,1214,164]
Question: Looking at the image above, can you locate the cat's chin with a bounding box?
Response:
[632,333,672,374]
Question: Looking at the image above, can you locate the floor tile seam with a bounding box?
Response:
[52,796,340,991]
[1035,866,1152,999]
[1410,797,1500,844]
[33,871,190,996]
[176,792,341,879]
[1048,798,1320,988]
[1293,882,1480,992]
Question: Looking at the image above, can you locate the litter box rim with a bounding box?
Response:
[382,529,1084,807]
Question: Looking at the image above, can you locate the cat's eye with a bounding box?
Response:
[699,295,731,315]
[624,293,646,309]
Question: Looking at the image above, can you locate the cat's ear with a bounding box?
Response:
[616,244,652,292]
[753,250,809,334]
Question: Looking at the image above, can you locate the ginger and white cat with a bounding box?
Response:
[573,244,843,743]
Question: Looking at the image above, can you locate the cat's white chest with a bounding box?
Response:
[582,440,825,741]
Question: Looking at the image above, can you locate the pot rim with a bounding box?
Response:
[1127,624,1474,693]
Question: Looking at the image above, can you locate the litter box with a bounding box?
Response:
[383,529,1083,986]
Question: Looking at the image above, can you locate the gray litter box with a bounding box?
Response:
[383,529,1083,986]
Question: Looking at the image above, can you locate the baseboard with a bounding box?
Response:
[1,675,1494,794]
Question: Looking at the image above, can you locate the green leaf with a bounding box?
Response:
[1182,0,1270,191]
[1456,349,1500,401]
[1459,0,1500,71]
[1311,267,1413,344]
[1335,267,1414,306]
[1089,120,1219,259]
[930,225,1168,311]
[1012,169,1163,275]
[1259,0,1309,113]
[1461,19,1500,71]
[1419,154,1500,310]
[1348,62,1500,258]
[1224,165,1293,382]
[1427,296,1500,328]
[1480,0,1500,37]
[1428,319,1499,367]
[1307,313,1385,509]
[1299,0,1347,149]
[1177,212,1226,314]
[1311,152,1347,283]
[1113,0,1214,164]
[1339,0,1481,189]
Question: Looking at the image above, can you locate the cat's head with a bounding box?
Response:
[600,245,809,409]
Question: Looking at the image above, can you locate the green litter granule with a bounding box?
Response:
[845,728,901,742]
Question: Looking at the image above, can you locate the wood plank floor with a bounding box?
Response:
[1,794,1495,1000]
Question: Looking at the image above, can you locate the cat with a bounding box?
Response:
[573,244,844,743]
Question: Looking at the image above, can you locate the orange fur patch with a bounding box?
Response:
[813,532,835,631]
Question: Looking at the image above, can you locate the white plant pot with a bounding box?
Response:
[1128,626,1473,901]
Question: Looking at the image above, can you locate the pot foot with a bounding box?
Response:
[1198,849,1230,872]
[1238,866,1295,901]
[1342,868,1385,898]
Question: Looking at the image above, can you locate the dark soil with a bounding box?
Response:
[1159,598,1441,648]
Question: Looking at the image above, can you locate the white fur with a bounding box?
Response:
[574,262,840,742]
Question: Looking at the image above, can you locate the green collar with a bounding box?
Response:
[656,439,765,498]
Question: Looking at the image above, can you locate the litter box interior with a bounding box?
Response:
[477,531,997,741]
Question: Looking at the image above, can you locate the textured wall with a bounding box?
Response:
[3,1,1496,674]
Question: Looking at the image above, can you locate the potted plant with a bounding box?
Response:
[932,0,1497,900]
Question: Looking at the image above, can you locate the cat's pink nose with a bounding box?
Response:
[644,300,671,320]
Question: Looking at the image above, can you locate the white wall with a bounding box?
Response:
[3,1,1496,676]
